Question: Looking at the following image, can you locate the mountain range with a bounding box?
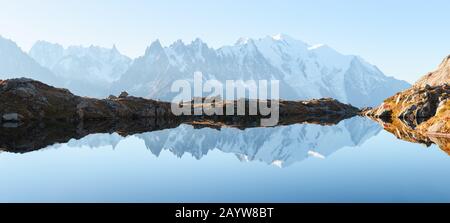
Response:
[0,34,410,106]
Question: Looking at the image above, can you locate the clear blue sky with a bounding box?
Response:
[0,0,449,83]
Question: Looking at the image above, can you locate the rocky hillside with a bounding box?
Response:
[365,55,450,135]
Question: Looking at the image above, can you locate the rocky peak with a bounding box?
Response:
[271,33,293,42]
[144,40,164,56]
[112,44,118,52]
[170,39,186,50]
[235,37,250,45]
[441,55,450,66]
[119,91,129,98]
[29,41,65,69]
[187,38,211,55]
[0,36,20,50]
[415,54,450,88]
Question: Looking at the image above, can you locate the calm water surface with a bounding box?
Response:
[0,117,449,202]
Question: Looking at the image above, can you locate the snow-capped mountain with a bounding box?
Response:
[29,41,132,96]
[112,34,410,107]
[0,36,60,87]
[1,34,409,105]
[55,117,381,167]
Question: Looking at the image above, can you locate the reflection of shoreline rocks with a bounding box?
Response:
[364,55,450,136]
[367,115,449,152]
[0,111,358,153]
[0,118,182,153]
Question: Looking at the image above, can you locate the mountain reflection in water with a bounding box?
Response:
[1,115,449,167]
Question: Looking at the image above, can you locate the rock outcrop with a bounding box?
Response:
[365,55,450,136]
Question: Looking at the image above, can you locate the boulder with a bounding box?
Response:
[376,107,392,118]
[416,101,437,119]
[2,113,23,122]
[108,95,118,100]
[119,91,129,98]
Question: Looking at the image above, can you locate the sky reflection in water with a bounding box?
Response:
[0,117,449,202]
